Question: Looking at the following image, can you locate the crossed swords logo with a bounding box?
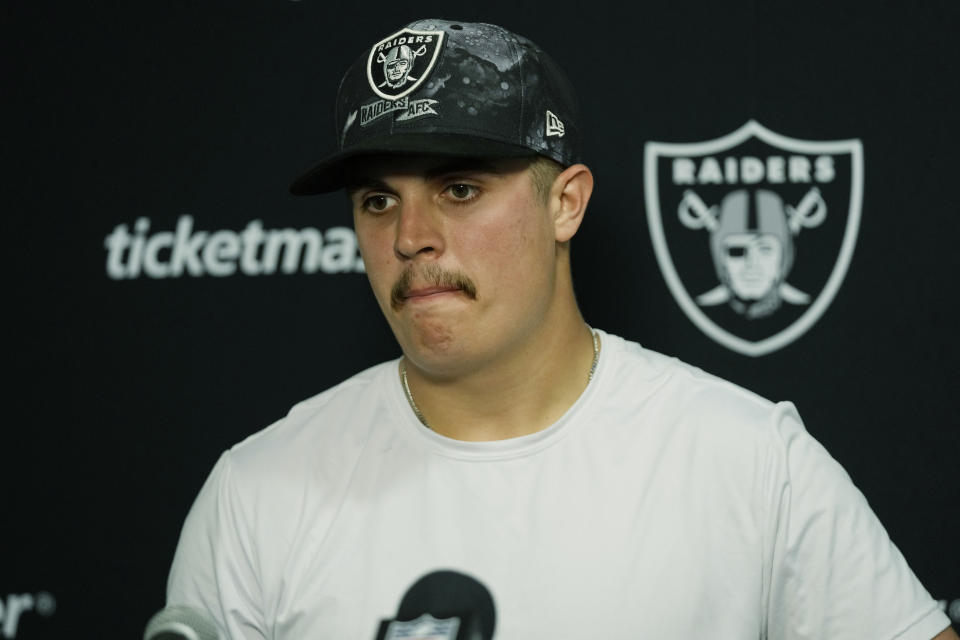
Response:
[677,186,827,312]
[377,44,428,89]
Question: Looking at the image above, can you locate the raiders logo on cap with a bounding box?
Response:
[366,28,445,100]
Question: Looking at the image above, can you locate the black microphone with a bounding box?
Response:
[375,569,497,640]
[143,605,219,640]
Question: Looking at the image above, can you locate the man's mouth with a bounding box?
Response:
[390,266,477,310]
[403,286,463,300]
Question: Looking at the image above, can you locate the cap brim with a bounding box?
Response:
[289,133,539,195]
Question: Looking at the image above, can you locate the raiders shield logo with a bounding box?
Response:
[644,120,863,356]
[367,28,445,100]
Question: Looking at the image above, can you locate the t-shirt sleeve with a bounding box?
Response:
[166,451,267,639]
[762,403,950,640]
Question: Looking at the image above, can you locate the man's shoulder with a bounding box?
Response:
[602,332,788,438]
[286,358,398,421]
[226,358,399,474]
[598,332,805,489]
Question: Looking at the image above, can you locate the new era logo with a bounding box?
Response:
[546,110,565,137]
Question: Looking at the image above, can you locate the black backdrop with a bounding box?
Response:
[4,1,958,637]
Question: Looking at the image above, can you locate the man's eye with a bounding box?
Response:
[363,194,396,212]
[446,184,478,201]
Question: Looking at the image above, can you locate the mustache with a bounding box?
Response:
[390,264,478,310]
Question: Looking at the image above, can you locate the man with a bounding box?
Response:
[166,19,955,639]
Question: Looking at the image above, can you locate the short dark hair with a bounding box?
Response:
[529,155,564,203]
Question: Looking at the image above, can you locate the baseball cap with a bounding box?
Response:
[290,19,582,195]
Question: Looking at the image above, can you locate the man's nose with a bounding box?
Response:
[394,196,445,259]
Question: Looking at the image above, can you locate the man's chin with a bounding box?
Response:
[395,321,478,368]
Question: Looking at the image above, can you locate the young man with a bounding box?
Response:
[166,19,955,640]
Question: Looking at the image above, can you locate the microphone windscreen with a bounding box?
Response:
[396,570,496,639]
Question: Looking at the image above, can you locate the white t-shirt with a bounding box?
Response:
[167,331,949,639]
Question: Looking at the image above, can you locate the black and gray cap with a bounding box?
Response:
[290,19,582,195]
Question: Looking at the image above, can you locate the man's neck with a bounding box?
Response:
[400,316,599,441]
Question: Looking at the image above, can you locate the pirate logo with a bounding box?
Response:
[680,186,827,318]
[645,121,863,356]
[367,28,445,100]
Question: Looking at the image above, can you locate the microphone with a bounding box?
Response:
[143,605,219,640]
[375,569,497,640]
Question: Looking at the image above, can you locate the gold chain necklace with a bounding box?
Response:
[399,329,601,430]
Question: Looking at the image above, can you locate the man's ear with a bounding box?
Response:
[551,163,594,243]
